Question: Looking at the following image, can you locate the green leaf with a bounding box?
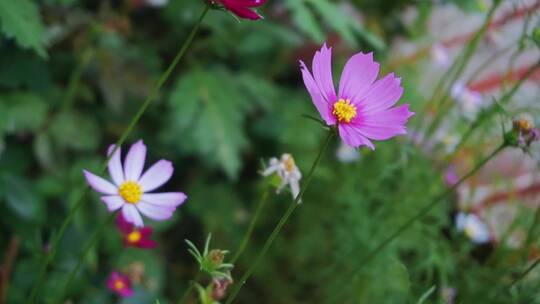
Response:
[284,0,324,43]
[0,93,48,134]
[165,67,253,179]
[417,285,436,304]
[50,111,101,151]
[0,172,44,222]
[0,0,47,57]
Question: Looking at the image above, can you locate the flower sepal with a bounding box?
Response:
[186,234,234,281]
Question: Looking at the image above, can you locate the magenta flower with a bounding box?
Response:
[116,213,157,249]
[107,271,134,297]
[211,0,267,20]
[83,140,187,227]
[300,44,414,149]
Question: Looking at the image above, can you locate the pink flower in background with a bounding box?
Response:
[300,44,414,149]
[444,164,459,186]
[107,271,134,297]
[211,0,267,20]
[116,214,157,249]
[83,140,187,227]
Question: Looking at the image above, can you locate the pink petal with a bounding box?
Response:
[115,213,133,233]
[230,0,267,7]
[141,192,187,208]
[221,0,262,20]
[136,238,157,249]
[354,104,414,141]
[359,73,403,113]
[300,60,335,125]
[339,52,379,103]
[362,104,415,126]
[122,204,144,227]
[338,124,374,150]
[83,170,117,195]
[101,195,124,212]
[140,226,153,236]
[118,288,134,298]
[136,202,174,221]
[107,145,124,186]
[138,160,173,192]
[312,44,337,103]
[124,140,146,181]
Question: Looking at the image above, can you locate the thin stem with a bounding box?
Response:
[507,258,540,290]
[61,48,94,112]
[58,213,116,299]
[415,0,502,142]
[231,186,271,264]
[330,143,506,302]
[26,6,210,303]
[225,131,334,304]
[177,272,202,304]
[452,60,540,153]
[492,258,540,301]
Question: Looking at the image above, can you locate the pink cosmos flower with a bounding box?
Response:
[300,44,414,149]
[83,140,187,227]
[116,213,157,249]
[211,0,267,20]
[107,271,134,297]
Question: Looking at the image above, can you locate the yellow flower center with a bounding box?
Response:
[119,181,142,204]
[127,230,142,243]
[333,99,357,123]
[114,280,125,290]
[464,225,478,239]
[283,155,296,173]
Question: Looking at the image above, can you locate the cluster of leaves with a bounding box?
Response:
[0,0,539,303]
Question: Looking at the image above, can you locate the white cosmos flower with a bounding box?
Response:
[83,140,187,227]
[451,82,484,121]
[336,140,360,163]
[456,212,491,244]
[261,153,302,201]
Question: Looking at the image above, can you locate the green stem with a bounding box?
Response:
[231,186,271,264]
[451,60,540,153]
[26,5,210,303]
[225,131,334,304]
[61,48,94,112]
[330,143,506,302]
[58,213,116,299]
[176,186,272,304]
[177,271,202,304]
[416,0,501,143]
[492,258,540,301]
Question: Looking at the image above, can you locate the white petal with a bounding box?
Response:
[141,192,187,208]
[83,170,117,195]
[107,145,124,186]
[136,201,174,221]
[100,195,124,211]
[138,160,173,192]
[124,140,147,181]
[122,204,144,227]
[290,180,301,203]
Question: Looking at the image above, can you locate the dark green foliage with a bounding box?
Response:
[0,0,539,303]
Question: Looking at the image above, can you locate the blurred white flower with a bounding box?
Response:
[336,141,360,163]
[451,82,484,121]
[262,154,302,202]
[456,212,491,244]
[146,0,168,7]
[430,43,451,67]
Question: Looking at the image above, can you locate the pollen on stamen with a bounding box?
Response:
[119,181,143,204]
[127,230,142,243]
[333,99,357,123]
[114,280,125,290]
